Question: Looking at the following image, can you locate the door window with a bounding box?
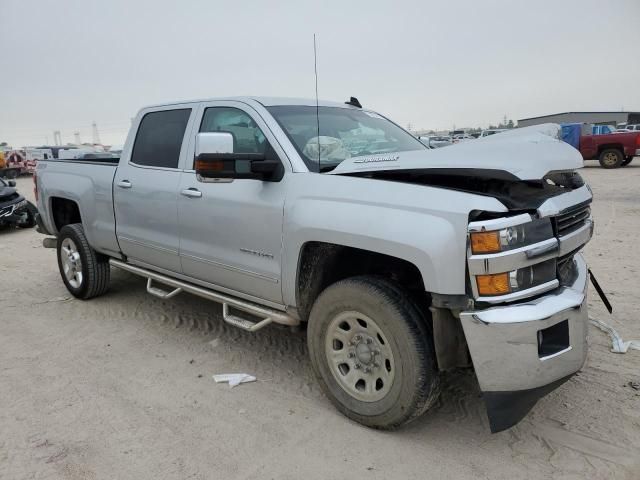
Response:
[200,107,268,155]
[131,109,191,168]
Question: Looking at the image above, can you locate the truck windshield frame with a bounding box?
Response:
[267,106,426,172]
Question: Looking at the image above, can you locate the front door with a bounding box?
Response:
[177,102,286,304]
[114,107,194,273]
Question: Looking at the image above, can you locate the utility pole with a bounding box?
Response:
[74,132,81,145]
[92,121,101,145]
[53,131,62,146]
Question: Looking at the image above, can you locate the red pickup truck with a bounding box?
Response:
[579,131,640,168]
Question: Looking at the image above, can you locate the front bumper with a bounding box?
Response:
[0,199,31,224]
[460,252,588,432]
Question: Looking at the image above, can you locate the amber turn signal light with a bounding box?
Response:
[476,273,511,296]
[195,159,224,171]
[470,231,501,254]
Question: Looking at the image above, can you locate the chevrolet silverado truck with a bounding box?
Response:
[35,97,595,432]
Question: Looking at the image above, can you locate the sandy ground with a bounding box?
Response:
[1,162,639,480]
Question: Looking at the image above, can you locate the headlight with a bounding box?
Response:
[470,217,553,254]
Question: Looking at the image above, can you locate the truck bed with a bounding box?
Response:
[37,159,121,257]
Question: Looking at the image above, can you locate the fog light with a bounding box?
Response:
[476,273,511,296]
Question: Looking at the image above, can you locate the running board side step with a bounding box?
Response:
[109,259,298,332]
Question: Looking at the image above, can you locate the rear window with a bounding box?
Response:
[131,109,191,168]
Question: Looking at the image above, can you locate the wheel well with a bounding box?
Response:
[597,144,623,155]
[51,197,81,232]
[296,242,427,322]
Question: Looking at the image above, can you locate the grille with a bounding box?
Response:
[556,203,590,236]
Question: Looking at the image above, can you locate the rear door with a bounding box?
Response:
[114,106,196,273]
[177,101,288,304]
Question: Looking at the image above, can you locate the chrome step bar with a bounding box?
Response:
[109,259,298,332]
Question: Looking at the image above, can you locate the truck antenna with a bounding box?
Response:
[314,33,320,172]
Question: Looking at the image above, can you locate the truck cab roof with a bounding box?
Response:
[144,96,359,110]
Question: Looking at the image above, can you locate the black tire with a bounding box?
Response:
[57,223,110,299]
[598,149,623,169]
[16,204,36,229]
[622,156,633,167]
[307,276,440,429]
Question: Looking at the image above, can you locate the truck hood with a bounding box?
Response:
[330,124,583,181]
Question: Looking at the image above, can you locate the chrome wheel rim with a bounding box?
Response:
[325,311,395,402]
[603,152,617,166]
[61,238,83,288]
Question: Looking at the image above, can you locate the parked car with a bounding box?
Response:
[479,129,507,138]
[452,133,473,143]
[36,97,595,433]
[562,124,640,168]
[418,135,452,148]
[615,124,640,133]
[0,177,36,229]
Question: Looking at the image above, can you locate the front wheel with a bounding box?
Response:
[16,202,36,228]
[57,223,110,299]
[307,276,440,429]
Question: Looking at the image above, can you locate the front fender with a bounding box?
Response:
[281,173,507,307]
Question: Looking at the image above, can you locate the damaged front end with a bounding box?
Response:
[0,182,37,229]
[342,165,594,433]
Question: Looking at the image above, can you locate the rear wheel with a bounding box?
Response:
[57,223,110,299]
[622,156,633,167]
[307,276,440,429]
[598,149,623,168]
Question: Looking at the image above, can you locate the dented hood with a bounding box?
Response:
[329,124,583,181]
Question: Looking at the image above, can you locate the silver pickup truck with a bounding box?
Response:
[35,97,594,432]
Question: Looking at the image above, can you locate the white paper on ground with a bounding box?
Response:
[213,373,257,387]
[589,318,640,354]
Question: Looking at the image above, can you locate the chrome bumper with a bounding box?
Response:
[460,253,589,431]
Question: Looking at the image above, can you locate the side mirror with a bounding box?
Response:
[195,132,279,181]
[8,180,16,187]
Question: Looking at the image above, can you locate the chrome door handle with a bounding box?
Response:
[117,180,132,189]
[181,188,202,198]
